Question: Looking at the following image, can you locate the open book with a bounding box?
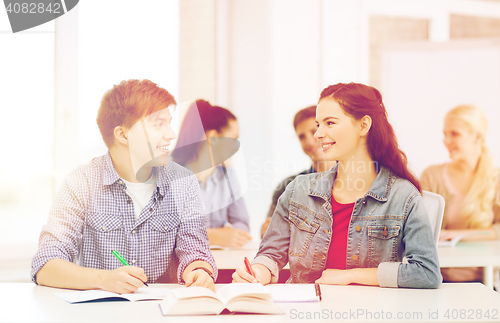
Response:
[438,231,490,247]
[55,287,169,303]
[159,283,283,315]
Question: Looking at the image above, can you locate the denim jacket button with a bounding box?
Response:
[352,255,359,261]
[362,199,367,205]
[355,225,361,232]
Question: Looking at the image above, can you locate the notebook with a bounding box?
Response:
[55,287,169,303]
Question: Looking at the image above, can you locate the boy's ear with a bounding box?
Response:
[205,129,219,141]
[114,126,129,146]
[359,115,372,137]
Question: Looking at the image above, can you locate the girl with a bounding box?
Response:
[172,100,251,248]
[420,105,500,282]
[233,83,441,288]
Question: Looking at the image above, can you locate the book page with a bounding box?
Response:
[171,286,222,301]
[438,231,490,247]
[159,292,225,315]
[226,297,283,314]
[264,284,319,302]
[217,283,271,305]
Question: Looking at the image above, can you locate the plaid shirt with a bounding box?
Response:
[31,152,217,284]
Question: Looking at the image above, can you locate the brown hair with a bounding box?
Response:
[293,106,316,130]
[171,99,237,165]
[96,79,176,148]
[319,82,421,192]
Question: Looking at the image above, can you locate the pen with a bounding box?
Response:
[315,283,322,301]
[244,257,256,279]
[112,250,149,287]
[223,220,233,228]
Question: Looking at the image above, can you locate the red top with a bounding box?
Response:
[325,194,355,270]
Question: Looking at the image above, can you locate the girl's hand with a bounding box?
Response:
[439,229,468,241]
[315,269,352,285]
[232,264,271,284]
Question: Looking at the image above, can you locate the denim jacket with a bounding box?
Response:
[253,164,442,288]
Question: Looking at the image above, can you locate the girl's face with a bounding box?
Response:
[209,119,239,167]
[314,99,365,163]
[218,119,239,140]
[443,117,481,161]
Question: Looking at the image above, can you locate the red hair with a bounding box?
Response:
[319,83,421,192]
[96,79,176,148]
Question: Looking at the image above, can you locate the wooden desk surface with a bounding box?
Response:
[1,283,498,323]
[438,240,500,268]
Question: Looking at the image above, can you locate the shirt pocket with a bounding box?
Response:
[148,215,179,259]
[87,213,123,233]
[85,213,124,258]
[287,204,320,257]
[367,224,401,267]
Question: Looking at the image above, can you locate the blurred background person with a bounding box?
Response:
[172,100,251,248]
[261,106,337,237]
[421,105,500,282]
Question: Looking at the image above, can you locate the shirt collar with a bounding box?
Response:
[102,151,172,198]
[102,151,122,186]
[308,163,394,202]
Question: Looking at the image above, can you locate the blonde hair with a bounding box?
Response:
[446,105,498,228]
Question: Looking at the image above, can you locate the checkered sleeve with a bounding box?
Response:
[175,175,218,283]
[30,169,88,283]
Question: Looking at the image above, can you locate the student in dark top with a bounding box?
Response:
[261,106,336,237]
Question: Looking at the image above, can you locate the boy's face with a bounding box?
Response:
[127,107,176,181]
[295,117,324,162]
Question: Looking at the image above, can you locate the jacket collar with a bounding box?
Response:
[308,162,394,202]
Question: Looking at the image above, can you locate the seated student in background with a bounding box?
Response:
[233,82,441,288]
[420,105,500,282]
[172,100,251,248]
[261,106,337,237]
[31,80,217,293]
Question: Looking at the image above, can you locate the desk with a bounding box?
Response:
[212,241,500,288]
[1,283,499,322]
[438,241,500,289]
[211,248,261,269]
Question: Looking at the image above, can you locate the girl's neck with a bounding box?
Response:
[191,162,216,187]
[333,153,377,204]
[313,160,337,173]
[449,154,480,175]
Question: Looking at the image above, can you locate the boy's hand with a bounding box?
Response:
[99,266,148,294]
[185,269,215,292]
[232,264,271,285]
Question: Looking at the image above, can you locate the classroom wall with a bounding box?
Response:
[2,0,500,281]
[203,0,500,239]
[381,39,500,177]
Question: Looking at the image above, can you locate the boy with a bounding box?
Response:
[31,79,216,293]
